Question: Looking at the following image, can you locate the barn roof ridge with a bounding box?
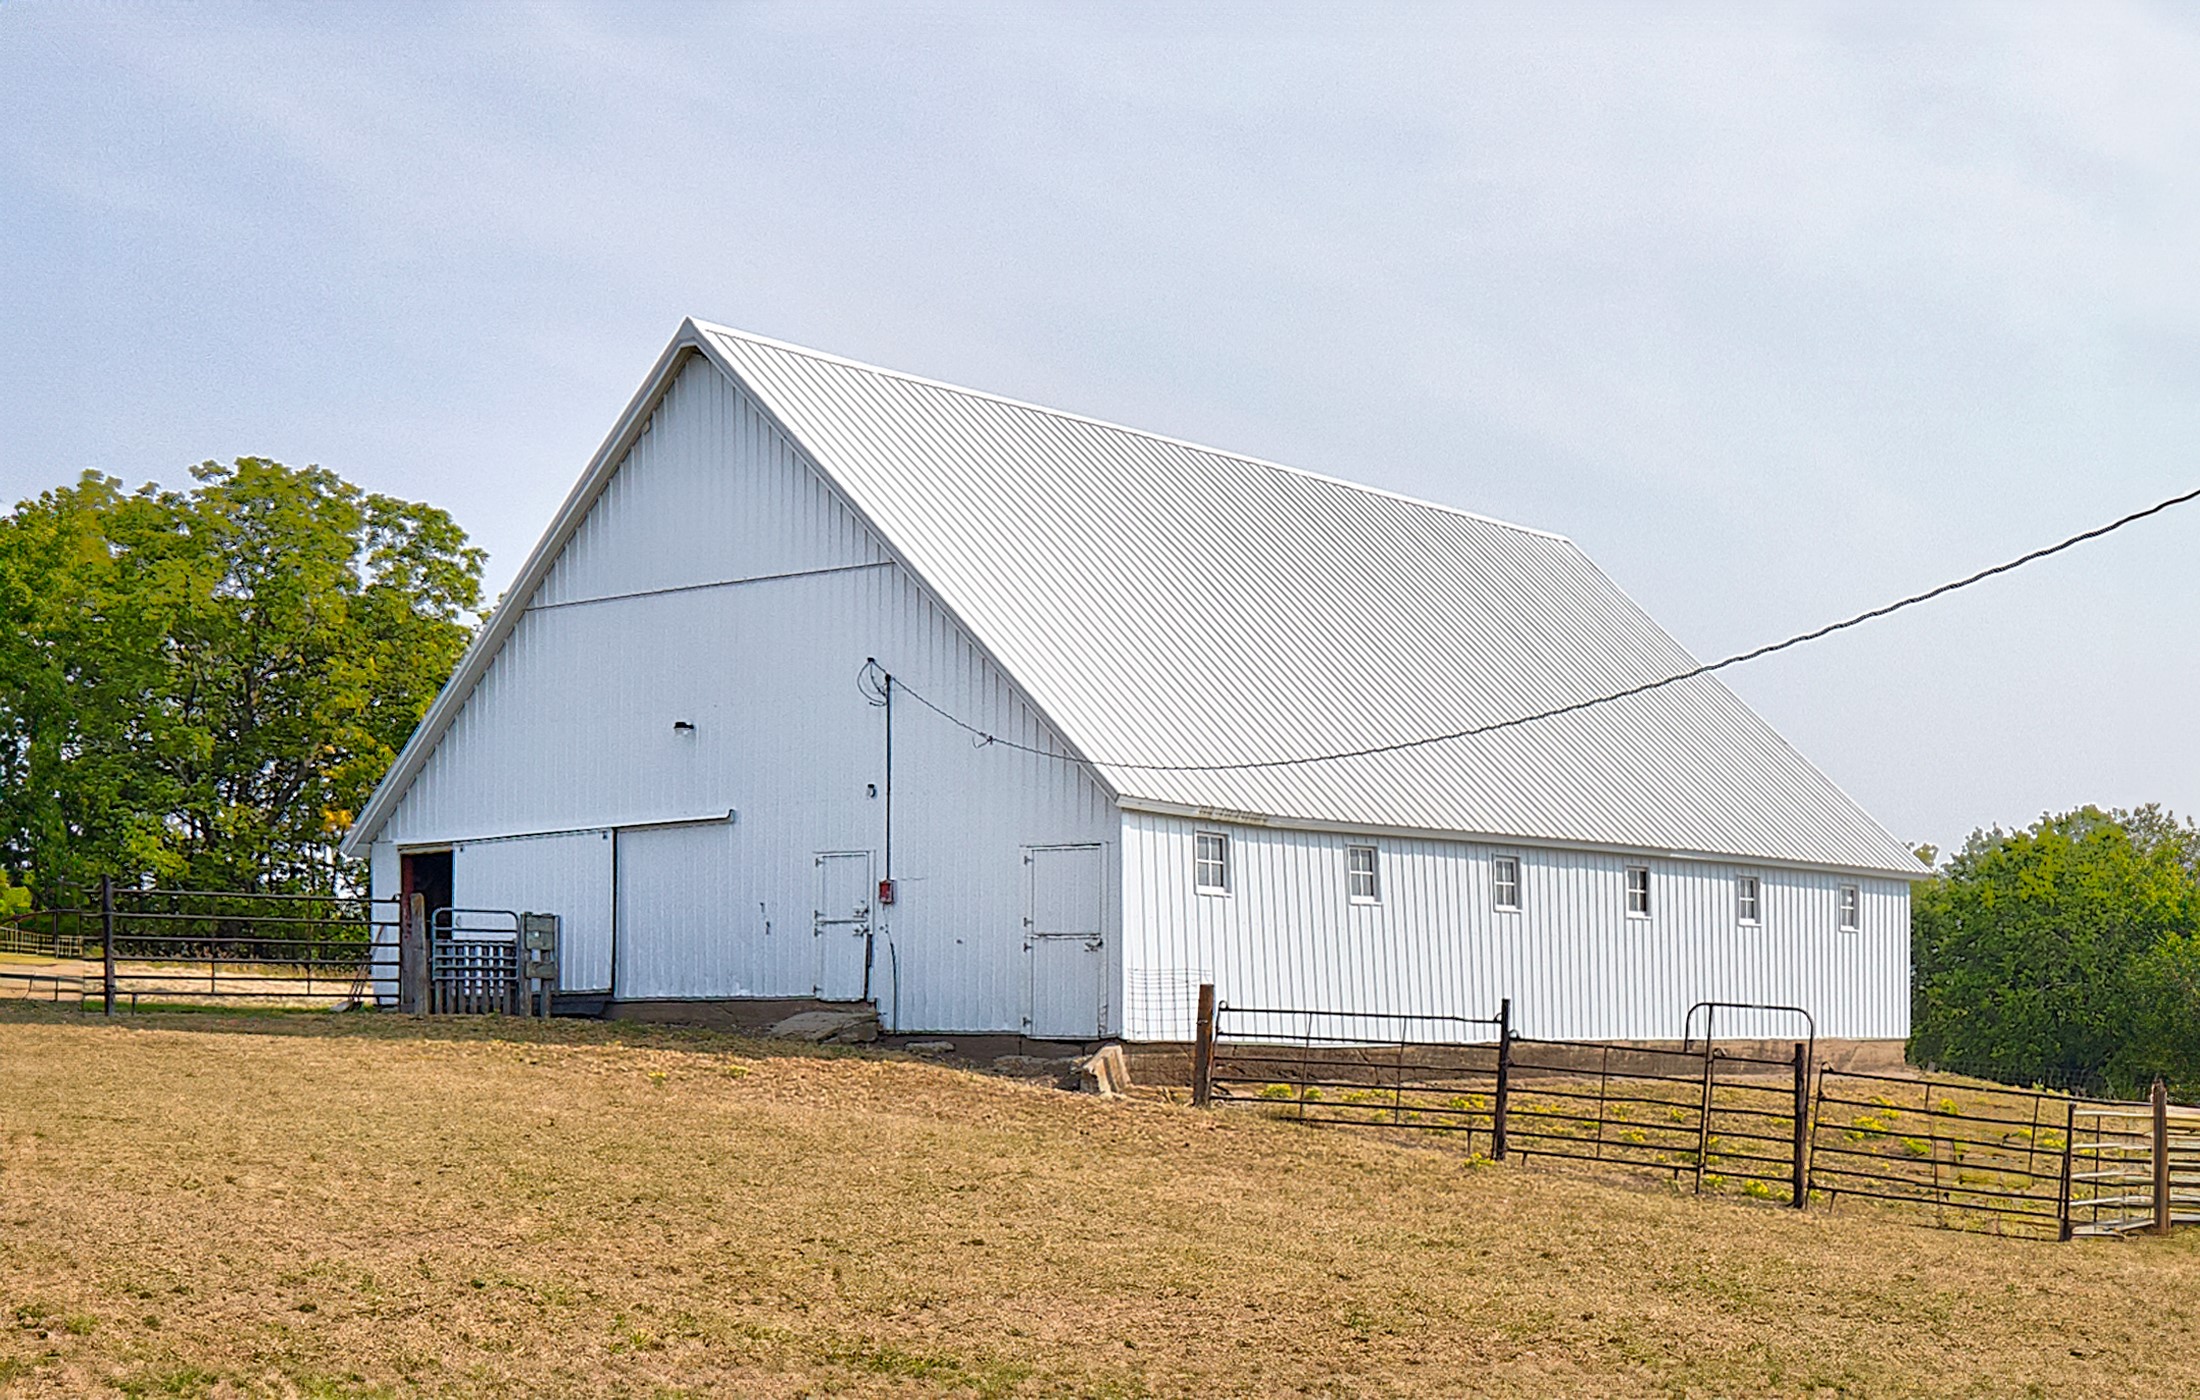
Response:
[689,319,1571,546]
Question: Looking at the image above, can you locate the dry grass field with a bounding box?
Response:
[3,1006,2198,1398]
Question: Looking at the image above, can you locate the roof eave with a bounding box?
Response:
[1111,795,1933,883]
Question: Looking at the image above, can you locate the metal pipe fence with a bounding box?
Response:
[1192,986,2199,1238]
[2,881,400,1011]
[1,886,563,1017]
[1505,1036,1808,1202]
[1806,1068,2074,1236]
[1205,1003,1508,1155]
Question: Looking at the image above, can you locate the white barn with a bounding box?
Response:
[342,320,1926,1044]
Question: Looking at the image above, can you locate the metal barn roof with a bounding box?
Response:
[348,320,1925,877]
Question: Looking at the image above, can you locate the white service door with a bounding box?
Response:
[813,851,872,1001]
[1026,844,1105,1040]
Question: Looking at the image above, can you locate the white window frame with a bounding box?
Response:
[1346,844,1379,904]
[1492,854,1522,912]
[1194,831,1230,895]
[1736,874,1761,926]
[1625,865,1652,919]
[1838,884,1861,932]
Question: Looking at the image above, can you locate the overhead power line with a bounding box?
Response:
[867,483,2200,775]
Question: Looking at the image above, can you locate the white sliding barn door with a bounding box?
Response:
[451,829,614,992]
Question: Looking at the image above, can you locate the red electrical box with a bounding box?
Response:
[877,878,895,906]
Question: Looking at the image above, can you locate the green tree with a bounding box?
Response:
[1911,805,2200,1096]
[0,869,29,918]
[0,460,482,896]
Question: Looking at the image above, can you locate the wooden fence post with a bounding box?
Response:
[1790,1041,1809,1209]
[407,894,429,1015]
[1190,983,1216,1107]
[100,875,115,1016]
[1493,997,1511,1161]
[2155,1076,2172,1236]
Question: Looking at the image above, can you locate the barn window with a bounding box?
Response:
[1346,845,1379,902]
[1195,832,1230,894]
[1625,865,1652,918]
[1492,855,1521,911]
[1736,874,1761,925]
[1839,884,1860,932]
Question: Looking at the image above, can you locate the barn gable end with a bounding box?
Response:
[364,346,1118,1030]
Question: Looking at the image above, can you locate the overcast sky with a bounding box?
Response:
[4,2,2196,859]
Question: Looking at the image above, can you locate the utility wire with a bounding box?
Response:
[867,483,2200,775]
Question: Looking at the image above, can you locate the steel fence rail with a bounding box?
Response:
[1194,987,2200,1240]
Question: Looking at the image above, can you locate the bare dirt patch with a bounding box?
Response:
[1,1004,2196,1397]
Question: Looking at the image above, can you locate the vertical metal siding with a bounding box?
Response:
[534,356,886,606]
[1120,812,1909,1042]
[375,358,1115,1032]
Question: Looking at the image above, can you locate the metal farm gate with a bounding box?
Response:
[1195,994,1814,1205]
[1190,984,2200,1239]
[406,902,561,1018]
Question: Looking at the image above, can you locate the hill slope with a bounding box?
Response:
[0,1008,2194,1398]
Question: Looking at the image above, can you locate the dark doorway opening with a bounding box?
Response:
[400,849,453,922]
[397,849,453,1013]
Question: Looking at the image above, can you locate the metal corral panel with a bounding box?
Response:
[366,355,1116,1032]
[1120,811,1909,1043]
[451,829,614,992]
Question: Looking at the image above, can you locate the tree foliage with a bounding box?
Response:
[0,461,482,897]
[1911,805,2200,1097]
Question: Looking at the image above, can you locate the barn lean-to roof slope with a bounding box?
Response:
[345,319,1926,878]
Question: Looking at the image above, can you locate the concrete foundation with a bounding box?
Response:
[1124,1037,1912,1088]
